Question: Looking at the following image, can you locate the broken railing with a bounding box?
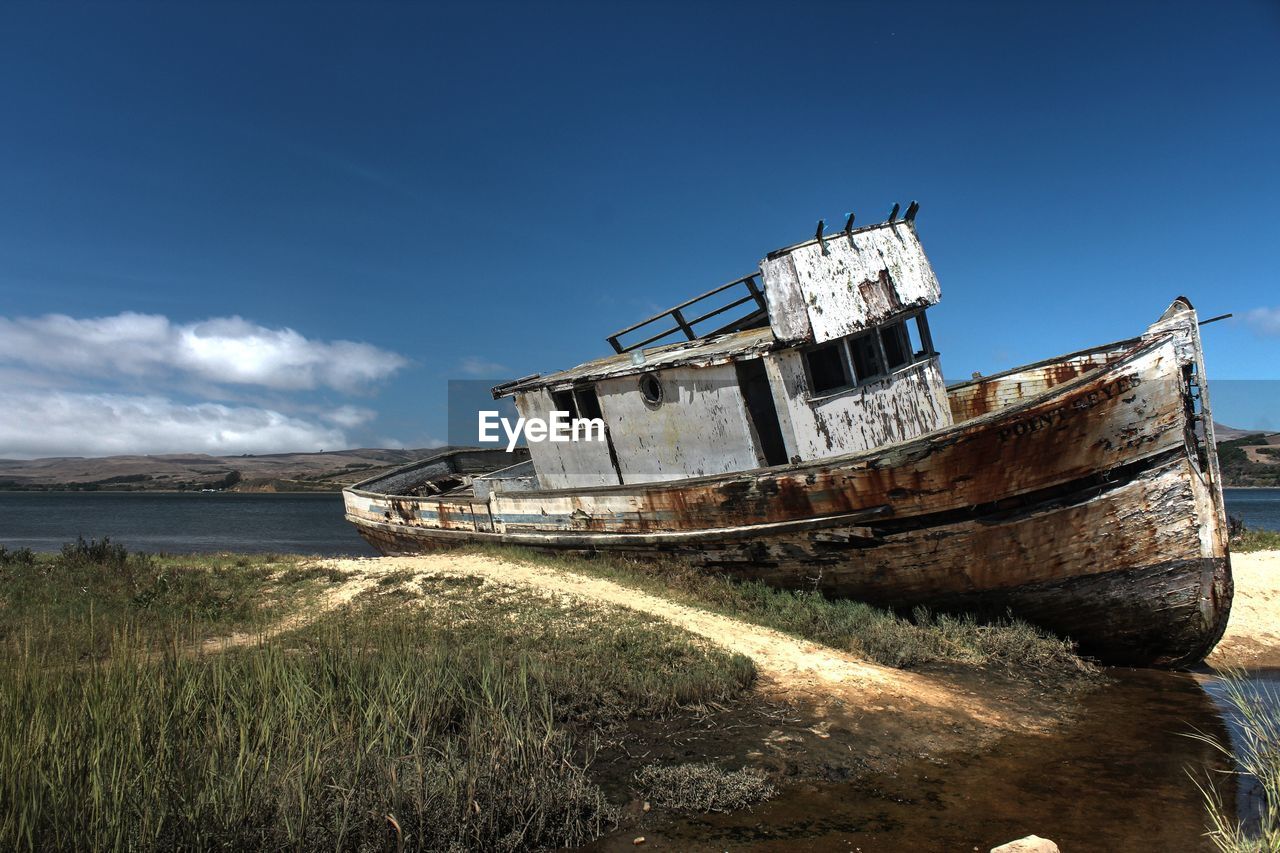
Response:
[605,272,769,354]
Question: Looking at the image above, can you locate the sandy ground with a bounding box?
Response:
[310,553,1076,776]
[206,549,1280,781]
[1208,549,1280,669]
[199,573,380,653]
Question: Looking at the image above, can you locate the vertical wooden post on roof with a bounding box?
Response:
[744,274,767,314]
[671,307,696,341]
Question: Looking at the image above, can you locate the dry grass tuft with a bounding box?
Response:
[635,763,775,813]
[1190,673,1280,853]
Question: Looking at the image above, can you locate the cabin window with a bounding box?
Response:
[573,386,605,420]
[912,311,935,358]
[804,342,852,394]
[803,311,937,400]
[551,390,578,418]
[639,373,664,406]
[880,321,911,371]
[905,314,925,359]
[848,331,885,382]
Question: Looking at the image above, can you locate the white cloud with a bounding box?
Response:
[0,312,407,392]
[1245,307,1280,337]
[0,390,348,458]
[375,435,447,451]
[457,356,508,377]
[322,405,377,429]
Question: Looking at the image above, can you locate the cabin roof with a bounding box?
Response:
[496,326,777,396]
[761,212,917,262]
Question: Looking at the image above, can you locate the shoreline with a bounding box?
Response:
[1206,549,1280,669]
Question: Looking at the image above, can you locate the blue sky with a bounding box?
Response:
[1,0,1277,456]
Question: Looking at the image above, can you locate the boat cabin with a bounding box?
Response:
[492,211,951,489]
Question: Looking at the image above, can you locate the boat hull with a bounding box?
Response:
[349,451,1231,667]
[345,303,1232,667]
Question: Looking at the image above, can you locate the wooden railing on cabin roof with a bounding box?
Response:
[605,272,769,354]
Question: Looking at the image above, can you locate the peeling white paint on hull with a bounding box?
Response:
[344,300,1231,667]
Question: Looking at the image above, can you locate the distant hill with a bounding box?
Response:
[0,447,451,492]
[1214,424,1280,487]
[1213,421,1279,442]
[4,425,1276,492]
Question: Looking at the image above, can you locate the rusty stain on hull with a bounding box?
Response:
[344,264,1229,667]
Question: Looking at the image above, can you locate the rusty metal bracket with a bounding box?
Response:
[815,219,828,255]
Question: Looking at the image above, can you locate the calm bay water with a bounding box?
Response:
[1,488,1276,556]
[0,491,375,555]
[1224,487,1280,532]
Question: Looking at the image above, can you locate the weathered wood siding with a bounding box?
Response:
[345,492,494,533]
[513,388,621,490]
[948,346,1136,423]
[595,363,762,484]
[472,460,538,500]
[475,338,1185,532]
[760,222,941,345]
[353,447,524,497]
[764,354,951,461]
[347,340,1187,536]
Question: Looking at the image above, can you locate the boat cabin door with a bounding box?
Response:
[734,359,789,467]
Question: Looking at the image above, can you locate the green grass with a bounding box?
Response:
[1191,673,1280,852]
[337,574,757,725]
[1232,528,1280,553]
[0,623,616,851]
[0,541,757,851]
[0,538,326,663]
[0,537,1101,850]
[470,546,1098,680]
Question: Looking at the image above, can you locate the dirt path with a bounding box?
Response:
[198,572,380,653]
[1208,550,1280,669]
[321,553,1068,772]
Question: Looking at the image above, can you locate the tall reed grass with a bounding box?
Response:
[1193,674,1280,853]
[0,540,756,851]
[0,621,614,851]
[0,538,293,662]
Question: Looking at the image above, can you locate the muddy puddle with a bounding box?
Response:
[590,667,1273,852]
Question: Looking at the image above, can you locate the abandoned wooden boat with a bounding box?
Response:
[344,206,1232,667]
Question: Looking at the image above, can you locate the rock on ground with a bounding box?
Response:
[991,835,1060,853]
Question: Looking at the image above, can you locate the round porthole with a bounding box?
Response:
[639,373,663,407]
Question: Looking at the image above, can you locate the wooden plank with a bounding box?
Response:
[759,253,810,342]
[760,222,941,344]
